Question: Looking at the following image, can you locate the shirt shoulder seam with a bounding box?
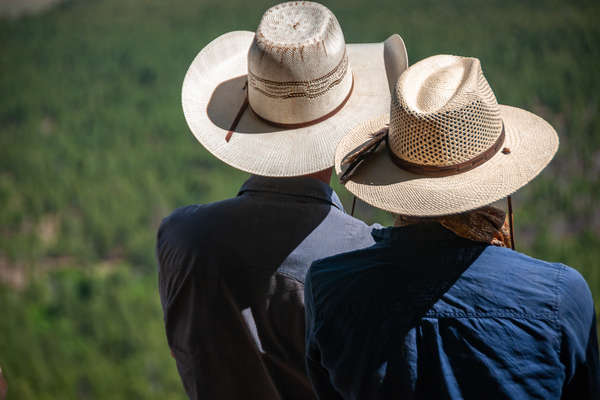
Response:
[423,310,558,320]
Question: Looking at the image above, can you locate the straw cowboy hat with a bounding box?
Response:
[336,54,559,217]
[181,1,408,176]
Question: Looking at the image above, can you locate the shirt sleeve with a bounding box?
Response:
[558,264,600,399]
[156,209,281,400]
[305,267,344,400]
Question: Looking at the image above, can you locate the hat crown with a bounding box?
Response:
[257,2,335,49]
[388,55,503,167]
[247,1,353,125]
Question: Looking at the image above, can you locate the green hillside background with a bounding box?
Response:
[1,0,598,397]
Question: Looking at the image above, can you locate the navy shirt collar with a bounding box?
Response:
[238,175,344,211]
[372,223,463,243]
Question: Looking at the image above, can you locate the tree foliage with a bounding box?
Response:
[0,0,599,397]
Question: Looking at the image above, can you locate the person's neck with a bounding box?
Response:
[250,168,333,186]
[302,168,332,185]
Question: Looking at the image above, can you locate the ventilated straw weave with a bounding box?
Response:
[248,1,352,124]
[335,55,559,216]
[181,1,408,176]
[389,57,502,166]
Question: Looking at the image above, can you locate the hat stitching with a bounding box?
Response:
[248,50,348,99]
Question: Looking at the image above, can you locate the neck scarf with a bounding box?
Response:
[394,206,512,248]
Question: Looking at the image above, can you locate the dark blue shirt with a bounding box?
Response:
[305,224,599,399]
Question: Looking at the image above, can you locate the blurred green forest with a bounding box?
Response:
[0,0,598,398]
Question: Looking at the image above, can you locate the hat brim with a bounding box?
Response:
[334,105,559,217]
[182,31,408,177]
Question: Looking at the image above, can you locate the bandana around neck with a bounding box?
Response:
[394,206,512,248]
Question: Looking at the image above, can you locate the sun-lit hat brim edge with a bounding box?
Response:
[334,105,559,217]
[181,31,409,177]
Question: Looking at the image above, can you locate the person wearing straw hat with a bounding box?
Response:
[156,2,408,399]
[304,55,599,399]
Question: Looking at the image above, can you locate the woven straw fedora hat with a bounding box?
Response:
[335,54,559,217]
[182,1,408,176]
